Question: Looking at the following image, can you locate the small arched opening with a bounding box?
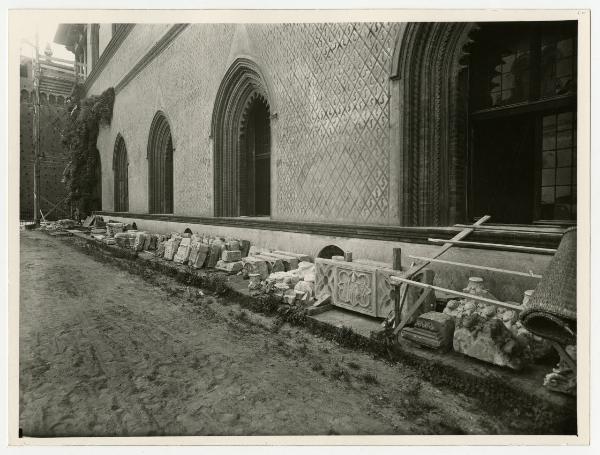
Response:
[317,244,345,259]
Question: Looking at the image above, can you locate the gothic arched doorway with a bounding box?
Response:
[391,22,476,227]
[392,21,577,226]
[212,58,272,217]
[147,111,174,214]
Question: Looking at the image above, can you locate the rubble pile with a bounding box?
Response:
[442,277,551,370]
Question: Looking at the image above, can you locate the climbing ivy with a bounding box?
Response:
[61,84,115,216]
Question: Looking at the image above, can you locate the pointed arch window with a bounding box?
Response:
[147,112,174,214]
[212,59,272,217]
[113,134,129,212]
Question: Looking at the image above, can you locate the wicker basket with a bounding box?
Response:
[519,227,577,345]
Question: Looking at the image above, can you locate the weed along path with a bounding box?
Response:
[21,229,516,437]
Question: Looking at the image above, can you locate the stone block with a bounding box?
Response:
[314,258,398,318]
[283,290,297,304]
[225,240,240,251]
[400,312,455,351]
[248,273,262,290]
[164,236,182,261]
[133,232,148,251]
[222,249,242,262]
[174,238,192,264]
[192,244,210,269]
[242,256,269,280]
[239,240,251,257]
[274,250,312,262]
[155,239,166,257]
[206,244,222,268]
[215,260,243,274]
[259,252,299,271]
[453,314,526,370]
[248,245,262,256]
[294,280,315,299]
[187,241,201,265]
[146,234,158,250]
[254,254,285,274]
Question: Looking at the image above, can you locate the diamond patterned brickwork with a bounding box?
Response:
[92,23,401,223]
[248,23,401,224]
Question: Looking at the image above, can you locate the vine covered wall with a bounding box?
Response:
[61,85,115,216]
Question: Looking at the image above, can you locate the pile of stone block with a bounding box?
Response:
[441,277,552,370]
[106,222,126,237]
[243,246,315,304]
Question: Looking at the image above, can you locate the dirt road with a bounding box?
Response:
[19,230,510,436]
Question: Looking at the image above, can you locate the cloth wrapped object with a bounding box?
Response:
[519,227,576,345]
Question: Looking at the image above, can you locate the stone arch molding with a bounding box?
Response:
[211,58,274,217]
[391,22,479,227]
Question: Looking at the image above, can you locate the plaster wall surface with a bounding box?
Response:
[98,24,114,57]
[91,23,403,225]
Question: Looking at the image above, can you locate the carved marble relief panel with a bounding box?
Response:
[315,259,335,299]
[375,269,395,318]
[315,258,397,318]
[334,266,376,316]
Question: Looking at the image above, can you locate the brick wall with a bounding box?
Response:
[91,23,402,225]
[20,100,71,220]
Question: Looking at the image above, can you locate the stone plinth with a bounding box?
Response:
[216,260,243,274]
[222,249,242,262]
[400,312,454,351]
[242,256,269,280]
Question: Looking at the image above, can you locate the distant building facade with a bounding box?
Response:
[20,47,76,220]
[53,22,576,262]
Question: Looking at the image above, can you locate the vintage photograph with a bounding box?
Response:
[12,10,588,441]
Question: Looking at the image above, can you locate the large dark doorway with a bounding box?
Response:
[468,21,577,224]
[241,97,271,216]
[471,115,535,223]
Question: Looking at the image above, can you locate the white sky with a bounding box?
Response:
[17,20,74,61]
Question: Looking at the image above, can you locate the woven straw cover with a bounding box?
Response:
[520,227,577,345]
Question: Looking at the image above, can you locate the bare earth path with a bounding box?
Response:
[19,230,510,437]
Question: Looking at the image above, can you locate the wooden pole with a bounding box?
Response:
[453,223,567,234]
[427,238,557,255]
[389,276,523,312]
[407,255,542,279]
[389,215,490,330]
